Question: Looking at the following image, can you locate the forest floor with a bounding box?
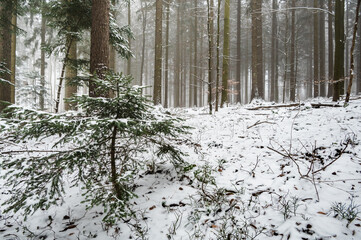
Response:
[1,97,361,240]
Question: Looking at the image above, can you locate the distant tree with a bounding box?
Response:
[153,0,162,105]
[193,0,198,107]
[207,0,214,114]
[333,0,345,101]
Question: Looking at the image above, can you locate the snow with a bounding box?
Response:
[1,98,361,239]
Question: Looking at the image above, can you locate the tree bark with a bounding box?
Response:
[153,0,162,105]
[221,0,230,107]
[251,0,263,101]
[40,1,46,110]
[140,0,148,91]
[319,0,326,97]
[193,0,198,107]
[290,0,296,102]
[236,0,241,104]
[327,0,334,97]
[215,0,221,111]
[174,0,181,107]
[313,0,319,97]
[0,2,12,111]
[207,0,214,114]
[127,2,131,76]
[90,0,110,97]
[270,0,278,102]
[10,0,17,104]
[164,0,170,107]
[345,0,361,103]
[64,38,77,111]
[333,0,345,101]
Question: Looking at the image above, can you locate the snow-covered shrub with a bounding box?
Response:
[0,72,190,223]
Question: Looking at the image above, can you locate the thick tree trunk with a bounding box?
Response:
[236,0,241,104]
[270,0,278,102]
[164,0,169,107]
[251,0,263,101]
[319,0,326,97]
[290,0,296,102]
[313,0,319,98]
[153,0,162,105]
[357,16,361,94]
[10,1,17,104]
[140,0,147,91]
[89,0,110,97]
[174,0,180,107]
[333,0,345,101]
[64,38,77,111]
[215,0,221,111]
[0,3,12,111]
[345,0,361,103]
[221,0,230,107]
[327,0,334,97]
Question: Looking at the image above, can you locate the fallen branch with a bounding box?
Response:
[247,120,275,129]
[247,103,303,110]
[313,139,350,174]
[310,103,342,108]
[247,103,342,110]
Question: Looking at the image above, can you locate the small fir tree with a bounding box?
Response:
[0,72,190,223]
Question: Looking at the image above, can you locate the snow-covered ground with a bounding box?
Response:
[1,98,361,239]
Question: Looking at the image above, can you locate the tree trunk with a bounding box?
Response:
[345,0,361,103]
[140,0,148,91]
[10,1,17,105]
[207,0,214,114]
[153,0,162,105]
[127,2,131,76]
[251,0,263,101]
[313,0,319,98]
[221,0,230,107]
[174,0,181,107]
[283,7,289,103]
[164,0,170,107]
[0,3,12,111]
[215,0,221,111]
[40,2,46,110]
[319,0,326,97]
[90,0,110,97]
[270,0,278,102]
[327,0,334,97]
[290,0,296,102]
[193,0,198,107]
[333,0,345,101]
[64,38,77,111]
[236,0,241,104]
[357,16,361,94]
